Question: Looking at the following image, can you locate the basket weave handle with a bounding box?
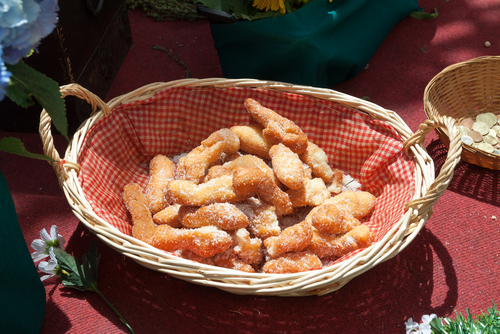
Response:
[39,83,111,177]
[403,115,462,218]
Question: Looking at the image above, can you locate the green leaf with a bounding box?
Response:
[54,241,100,292]
[5,61,68,140]
[0,137,54,161]
[53,247,86,291]
[195,0,223,11]
[410,8,438,20]
[81,241,100,289]
[430,317,447,333]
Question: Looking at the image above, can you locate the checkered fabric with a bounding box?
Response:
[77,86,415,245]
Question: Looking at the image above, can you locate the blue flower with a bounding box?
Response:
[0,0,59,65]
[0,45,11,101]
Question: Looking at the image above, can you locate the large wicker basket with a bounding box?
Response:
[40,79,462,297]
[424,55,500,170]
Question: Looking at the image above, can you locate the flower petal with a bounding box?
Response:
[405,318,417,334]
[31,239,46,251]
[31,251,48,262]
[40,227,51,242]
[40,274,54,281]
[49,225,58,240]
[421,314,437,324]
[38,260,49,271]
[58,235,66,249]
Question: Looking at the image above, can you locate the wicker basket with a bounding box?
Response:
[424,56,500,170]
[39,79,462,297]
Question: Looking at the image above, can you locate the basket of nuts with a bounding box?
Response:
[424,56,500,170]
[40,78,461,296]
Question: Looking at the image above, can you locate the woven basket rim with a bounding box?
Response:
[39,78,462,296]
[423,55,500,170]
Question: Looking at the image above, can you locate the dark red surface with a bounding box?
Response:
[2,1,500,332]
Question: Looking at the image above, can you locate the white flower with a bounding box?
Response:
[405,318,419,333]
[421,314,437,325]
[38,246,58,281]
[31,225,66,261]
[418,323,432,334]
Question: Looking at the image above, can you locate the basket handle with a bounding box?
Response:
[39,83,111,177]
[403,114,462,218]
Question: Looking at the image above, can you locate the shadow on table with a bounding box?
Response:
[426,138,500,207]
[41,220,458,333]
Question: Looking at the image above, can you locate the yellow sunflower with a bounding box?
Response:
[252,0,286,14]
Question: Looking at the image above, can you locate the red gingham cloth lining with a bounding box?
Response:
[77,86,415,250]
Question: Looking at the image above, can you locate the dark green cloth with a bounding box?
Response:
[0,171,46,333]
[210,0,420,88]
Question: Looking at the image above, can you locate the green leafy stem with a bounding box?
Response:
[54,242,135,334]
[1,61,68,161]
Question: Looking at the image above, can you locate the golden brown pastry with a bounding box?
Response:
[310,203,360,235]
[177,128,240,184]
[223,154,282,189]
[306,225,374,258]
[262,252,322,274]
[178,203,249,230]
[264,220,313,258]
[127,200,156,243]
[232,166,292,216]
[299,141,335,183]
[151,225,232,258]
[152,203,182,227]
[234,228,263,265]
[230,124,273,159]
[235,198,281,240]
[123,183,148,210]
[244,98,308,154]
[166,175,246,206]
[269,143,305,190]
[326,191,377,220]
[287,177,331,208]
[145,155,176,214]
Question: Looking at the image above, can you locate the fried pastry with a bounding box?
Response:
[123,183,148,210]
[269,143,305,190]
[235,198,281,240]
[326,191,377,219]
[145,155,176,214]
[178,203,249,230]
[204,165,232,182]
[232,166,292,216]
[152,203,182,227]
[311,203,360,235]
[213,249,256,273]
[306,225,374,258]
[264,220,313,258]
[287,177,330,208]
[244,98,308,154]
[167,175,246,206]
[224,154,282,189]
[299,141,336,183]
[326,169,344,194]
[177,128,240,184]
[127,199,156,243]
[230,124,273,159]
[262,252,322,274]
[151,225,232,258]
[234,228,263,265]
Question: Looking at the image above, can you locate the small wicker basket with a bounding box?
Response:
[424,55,500,170]
[40,79,461,297]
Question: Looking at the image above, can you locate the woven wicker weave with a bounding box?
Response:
[424,56,500,170]
[39,79,462,297]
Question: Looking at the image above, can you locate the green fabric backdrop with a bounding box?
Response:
[0,171,46,333]
[210,0,420,88]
